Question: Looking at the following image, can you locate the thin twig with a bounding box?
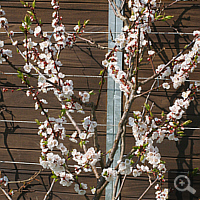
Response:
[43,179,55,200]
[112,124,126,200]
[114,174,127,200]
[139,39,195,86]
[138,177,158,200]
[0,187,12,200]
[8,169,43,184]
[120,0,126,11]
[142,80,157,117]
[108,0,129,26]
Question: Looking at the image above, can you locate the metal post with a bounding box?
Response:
[106,0,123,199]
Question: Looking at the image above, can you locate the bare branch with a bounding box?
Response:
[114,174,127,200]
[120,0,126,11]
[0,187,12,200]
[138,177,158,200]
[108,0,129,26]
[139,39,195,86]
[142,80,157,117]
[8,169,43,184]
[43,179,55,200]
[112,124,126,200]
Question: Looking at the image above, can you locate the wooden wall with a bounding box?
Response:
[0,0,199,199]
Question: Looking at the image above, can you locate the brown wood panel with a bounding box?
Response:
[0,0,200,199]
[1,3,108,26]
[4,0,108,3]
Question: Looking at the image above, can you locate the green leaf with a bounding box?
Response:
[140,154,145,162]
[19,26,25,32]
[182,120,192,126]
[177,131,184,134]
[24,15,31,25]
[99,69,104,76]
[160,160,166,164]
[35,119,41,125]
[51,174,58,179]
[143,143,148,148]
[26,79,30,85]
[128,154,134,159]
[79,140,83,148]
[17,70,24,80]
[144,103,150,111]
[41,155,45,160]
[89,90,94,95]
[165,15,174,20]
[66,134,70,137]
[27,11,34,16]
[20,1,26,5]
[78,20,81,27]
[61,109,66,117]
[43,140,48,145]
[155,15,163,20]
[32,0,36,8]
[39,19,42,25]
[161,111,165,117]
[130,160,134,165]
[84,19,90,25]
[133,146,139,150]
[141,7,145,14]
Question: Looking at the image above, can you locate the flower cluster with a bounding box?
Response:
[0,6,7,29]
[72,147,101,173]
[132,164,150,177]
[118,159,132,175]
[102,51,134,97]
[102,168,117,182]
[155,188,168,200]
[74,183,88,195]
[0,39,12,64]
